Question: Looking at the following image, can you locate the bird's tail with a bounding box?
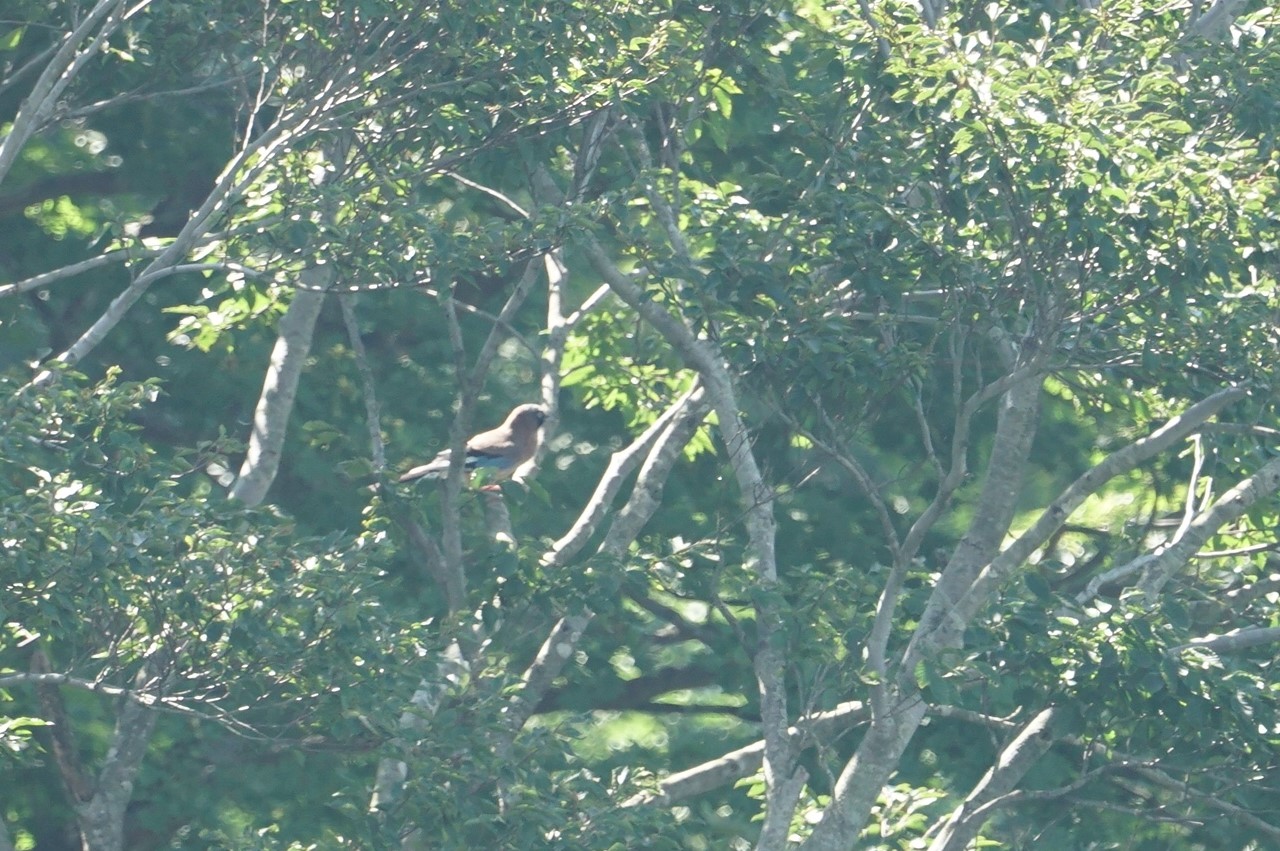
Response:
[397,454,451,483]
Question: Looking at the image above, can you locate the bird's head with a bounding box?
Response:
[507,403,548,429]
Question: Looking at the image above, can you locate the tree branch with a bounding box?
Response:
[933,702,1280,842]
[805,358,1044,851]
[1128,762,1280,842]
[1169,626,1280,656]
[544,382,706,568]
[229,273,330,506]
[579,232,798,837]
[623,700,867,808]
[73,656,166,851]
[339,293,387,473]
[0,0,127,186]
[29,110,306,387]
[949,384,1246,610]
[502,612,594,734]
[926,708,1056,851]
[1135,456,1280,599]
[31,649,94,804]
[904,367,1044,666]
[508,384,709,734]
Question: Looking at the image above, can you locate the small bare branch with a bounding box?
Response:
[57,76,241,122]
[445,171,530,219]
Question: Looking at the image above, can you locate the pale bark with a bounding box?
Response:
[803,364,1043,850]
[506,384,710,733]
[1075,455,1280,605]
[73,661,165,851]
[803,693,928,851]
[369,639,471,815]
[1170,626,1280,656]
[30,118,302,388]
[580,234,798,847]
[926,708,1056,851]
[905,372,1044,664]
[623,700,867,808]
[545,382,706,567]
[1187,0,1249,40]
[946,384,1249,611]
[230,274,330,505]
[1136,456,1280,598]
[0,249,135,299]
[503,612,594,733]
[0,0,128,186]
[596,389,711,558]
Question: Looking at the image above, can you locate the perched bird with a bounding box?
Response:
[399,403,547,486]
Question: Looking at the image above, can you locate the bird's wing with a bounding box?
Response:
[465,427,519,469]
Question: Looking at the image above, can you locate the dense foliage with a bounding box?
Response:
[2,1,1279,849]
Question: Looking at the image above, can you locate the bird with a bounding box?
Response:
[398,403,547,487]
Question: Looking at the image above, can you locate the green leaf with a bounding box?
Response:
[1,26,25,50]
